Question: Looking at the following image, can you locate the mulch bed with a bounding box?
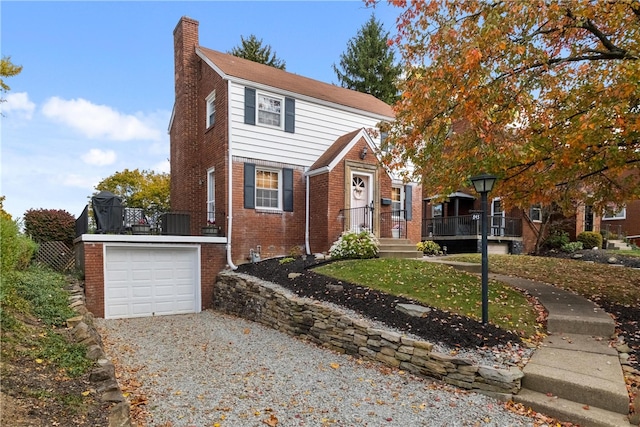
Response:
[236,257,524,350]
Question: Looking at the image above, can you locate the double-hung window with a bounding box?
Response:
[244,87,295,133]
[256,169,280,209]
[244,163,294,212]
[603,207,626,220]
[258,94,282,127]
[529,204,542,222]
[206,91,216,128]
[207,168,215,222]
[391,187,404,218]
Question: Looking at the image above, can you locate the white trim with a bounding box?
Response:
[255,166,282,210]
[207,168,215,223]
[602,207,626,220]
[206,90,216,128]
[103,243,201,319]
[77,234,226,244]
[226,79,237,270]
[256,90,284,130]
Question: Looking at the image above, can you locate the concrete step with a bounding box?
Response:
[522,345,629,414]
[547,312,616,336]
[607,240,633,250]
[378,250,422,259]
[514,389,634,427]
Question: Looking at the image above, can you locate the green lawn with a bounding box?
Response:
[447,254,640,306]
[314,258,542,338]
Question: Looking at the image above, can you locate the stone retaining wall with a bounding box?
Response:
[213,272,523,397]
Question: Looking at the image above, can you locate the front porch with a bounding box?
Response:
[422,215,524,254]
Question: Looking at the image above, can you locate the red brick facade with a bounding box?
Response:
[171,17,420,264]
[80,240,226,318]
[83,242,105,317]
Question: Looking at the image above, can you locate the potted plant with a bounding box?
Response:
[391,223,401,239]
[131,219,151,235]
[202,220,220,236]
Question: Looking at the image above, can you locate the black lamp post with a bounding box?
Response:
[470,173,497,325]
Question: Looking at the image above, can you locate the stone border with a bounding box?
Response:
[213,271,524,399]
[64,279,132,427]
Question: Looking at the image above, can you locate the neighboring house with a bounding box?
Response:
[170,17,421,267]
[598,199,640,246]
[421,191,528,254]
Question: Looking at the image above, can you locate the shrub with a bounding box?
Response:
[329,230,379,259]
[1,214,38,273]
[577,231,603,250]
[561,241,584,253]
[416,240,441,255]
[543,230,569,249]
[23,208,75,247]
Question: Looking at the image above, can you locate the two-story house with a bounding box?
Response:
[170,17,421,267]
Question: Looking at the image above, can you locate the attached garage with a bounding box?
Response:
[104,244,201,319]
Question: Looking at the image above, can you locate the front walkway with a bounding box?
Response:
[423,258,634,427]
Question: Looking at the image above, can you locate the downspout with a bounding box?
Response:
[304,168,311,255]
[226,79,238,270]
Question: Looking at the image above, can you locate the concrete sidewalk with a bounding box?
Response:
[423,258,635,427]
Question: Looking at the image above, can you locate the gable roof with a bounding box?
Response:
[307,128,378,176]
[197,46,394,118]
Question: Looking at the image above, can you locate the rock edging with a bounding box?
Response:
[214,271,524,399]
[64,279,132,427]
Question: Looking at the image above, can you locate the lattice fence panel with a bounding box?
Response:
[35,241,75,272]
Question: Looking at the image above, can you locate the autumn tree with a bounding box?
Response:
[229,35,286,70]
[94,169,170,212]
[1,56,23,104]
[333,14,402,104]
[377,0,640,214]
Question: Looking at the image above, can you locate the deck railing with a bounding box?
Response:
[75,205,226,237]
[422,215,522,238]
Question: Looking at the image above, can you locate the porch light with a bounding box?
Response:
[469,173,497,326]
[360,146,368,159]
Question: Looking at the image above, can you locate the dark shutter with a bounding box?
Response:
[244,87,256,125]
[244,163,255,209]
[283,168,294,212]
[284,97,295,133]
[404,184,413,221]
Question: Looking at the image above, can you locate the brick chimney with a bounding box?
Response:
[170,17,200,214]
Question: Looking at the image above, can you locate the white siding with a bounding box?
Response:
[228,82,388,166]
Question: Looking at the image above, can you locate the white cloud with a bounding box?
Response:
[1,92,36,119]
[82,148,117,166]
[154,159,171,174]
[41,97,162,141]
[62,173,100,190]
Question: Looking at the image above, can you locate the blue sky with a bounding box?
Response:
[1,0,402,221]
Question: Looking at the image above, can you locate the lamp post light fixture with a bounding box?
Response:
[470,173,497,325]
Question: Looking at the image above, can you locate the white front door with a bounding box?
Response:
[491,198,505,236]
[350,173,372,231]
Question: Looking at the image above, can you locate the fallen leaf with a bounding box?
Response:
[330,363,340,369]
[263,414,278,426]
[583,405,590,410]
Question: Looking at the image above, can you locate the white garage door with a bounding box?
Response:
[104,245,200,319]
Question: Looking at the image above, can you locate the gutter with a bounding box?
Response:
[226,78,238,270]
[305,168,311,255]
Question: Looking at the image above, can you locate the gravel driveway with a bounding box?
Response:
[96,311,535,427]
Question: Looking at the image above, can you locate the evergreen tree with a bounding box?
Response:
[229,34,286,70]
[333,15,401,104]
